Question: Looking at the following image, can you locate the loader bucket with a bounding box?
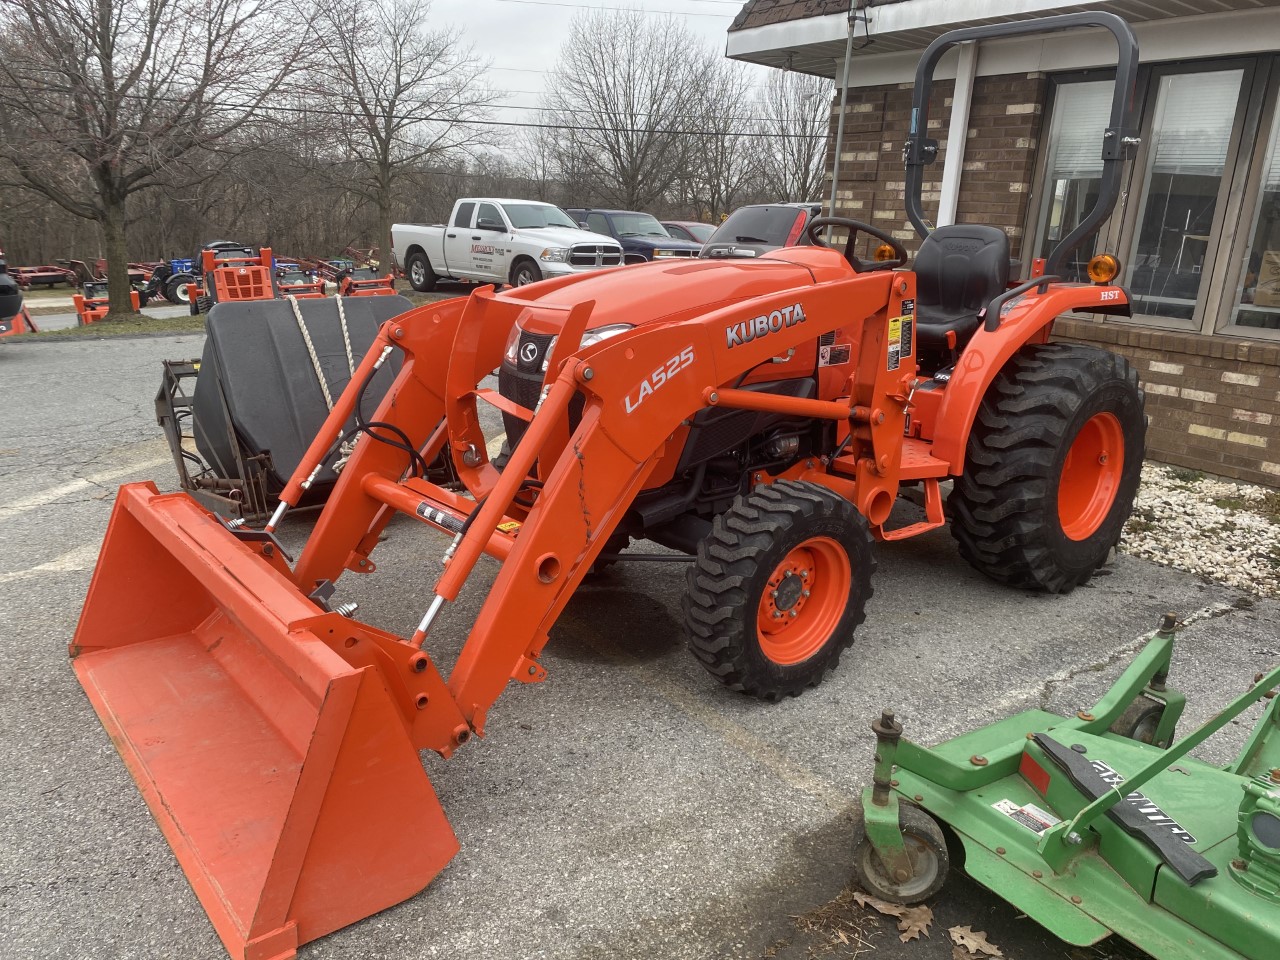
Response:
[70,483,459,960]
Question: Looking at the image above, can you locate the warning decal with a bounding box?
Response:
[819,343,851,367]
[993,798,1061,835]
[887,316,912,371]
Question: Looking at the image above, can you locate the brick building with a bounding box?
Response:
[728,0,1280,486]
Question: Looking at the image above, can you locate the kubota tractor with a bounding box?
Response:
[186,242,278,314]
[73,280,140,324]
[71,13,1146,960]
[0,249,38,335]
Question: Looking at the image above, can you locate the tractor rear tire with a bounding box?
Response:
[165,274,193,305]
[949,343,1145,593]
[193,295,213,316]
[851,801,949,904]
[406,251,437,292]
[683,480,875,701]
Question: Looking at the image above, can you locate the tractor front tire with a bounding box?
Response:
[950,343,1145,593]
[851,802,949,904]
[406,251,437,292]
[683,480,875,700]
[192,295,213,316]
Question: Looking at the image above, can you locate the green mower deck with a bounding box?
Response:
[855,615,1280,959]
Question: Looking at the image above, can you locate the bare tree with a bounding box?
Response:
[679,59,762,220]
[0,0,307,315]
[541,11,716,211]
[305,0,496,264]
[755,71,833,203]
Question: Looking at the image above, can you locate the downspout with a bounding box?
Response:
[936,40,978,227]
[828,1,866,217]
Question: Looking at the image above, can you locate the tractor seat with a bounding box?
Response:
[914,225,1010,354]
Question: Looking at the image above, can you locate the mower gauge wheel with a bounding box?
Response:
[851,802,949,904]
[1109,695,1170,746]
[683,479,875,700]
[803,216,907,273]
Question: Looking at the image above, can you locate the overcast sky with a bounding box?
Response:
[427,0,779,122]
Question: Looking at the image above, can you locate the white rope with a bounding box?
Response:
[287,294,359,470]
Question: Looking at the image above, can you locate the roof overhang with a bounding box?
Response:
[727,0,1280,84]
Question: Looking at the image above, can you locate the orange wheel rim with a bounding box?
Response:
[1058,412,1124,541]
[756,536,852,665]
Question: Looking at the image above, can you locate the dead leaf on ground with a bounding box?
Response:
[949,924,1004,957]
[852,891,934,942]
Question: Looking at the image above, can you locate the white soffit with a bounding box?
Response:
[727,0,1280,84]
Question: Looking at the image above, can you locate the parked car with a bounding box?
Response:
[661,220,716,244]
[564,209,702,264]
[698,202,824,259]
[393,199,623,289]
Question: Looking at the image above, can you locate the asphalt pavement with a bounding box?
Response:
[0,332,1276,960]
[31,301,191,331]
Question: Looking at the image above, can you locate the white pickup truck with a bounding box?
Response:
[392,199,624,290]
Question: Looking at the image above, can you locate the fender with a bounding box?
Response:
[932,283,1130,471]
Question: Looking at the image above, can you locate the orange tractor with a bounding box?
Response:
[71,13,1145,960]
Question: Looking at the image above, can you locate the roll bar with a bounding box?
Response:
[903,12,1140,276]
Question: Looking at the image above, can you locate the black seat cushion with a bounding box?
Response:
[914,225,1010,352]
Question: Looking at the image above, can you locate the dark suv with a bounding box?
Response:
[565,209,702,264]
[699,202,823,259]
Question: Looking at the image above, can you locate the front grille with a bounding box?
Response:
[499,328,585,452]
[569,243,623,268]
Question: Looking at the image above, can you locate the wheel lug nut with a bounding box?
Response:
[802,589,810,597]
[799,570,809,579]
[772,611,782,619]
[770,590,778,599]
[789,610,797,618]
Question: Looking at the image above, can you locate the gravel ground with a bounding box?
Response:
[1123,462,1280,597]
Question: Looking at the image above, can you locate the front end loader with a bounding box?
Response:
[71,12,1149,959]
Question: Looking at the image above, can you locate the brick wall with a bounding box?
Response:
[1053,318,1280,486]
[826,73,1048,258]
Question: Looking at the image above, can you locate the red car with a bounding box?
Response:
[660,220,715,244]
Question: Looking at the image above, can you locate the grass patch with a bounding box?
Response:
[1168,466,1205,484]
[12,313,204,339]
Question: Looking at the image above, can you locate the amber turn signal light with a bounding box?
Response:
[1087,254,1120,284]
[874,243,897,262]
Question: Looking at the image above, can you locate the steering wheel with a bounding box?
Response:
[803,216,908,273]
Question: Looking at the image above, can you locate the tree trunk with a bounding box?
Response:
[100,197,134,317]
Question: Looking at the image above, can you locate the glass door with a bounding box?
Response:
[1226,80,1280,332]
[1123,68,1247,324]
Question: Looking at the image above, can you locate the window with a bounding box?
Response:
[476,203,504,229]
[453,202,475,228]
[1033,79,1113,281]
[1230,97,1280,330]
[586,212,610,235]
[1124,70,1244,322]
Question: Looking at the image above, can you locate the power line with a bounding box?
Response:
[492,0,734,17]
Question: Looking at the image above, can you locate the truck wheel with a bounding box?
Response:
[950,343,1145,594]
[683,479,875,701]
[165,274,193,305]
[851,802,949,904]
[511,260,543,286]
[406,251,437,292]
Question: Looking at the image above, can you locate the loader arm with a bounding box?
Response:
[285,271,905,739]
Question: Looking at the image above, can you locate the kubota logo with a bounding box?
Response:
[726,303,807,348]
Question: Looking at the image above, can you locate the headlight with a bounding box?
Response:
[503,325,520,364]
[579,323,634,349]
[539,247,570,263]
[652,249,678,258]
[538,324,634,372]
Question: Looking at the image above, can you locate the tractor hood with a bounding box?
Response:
[498,252,842,337]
